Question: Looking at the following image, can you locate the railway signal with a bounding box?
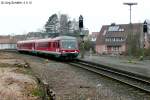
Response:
[79,15,85,58]
[143,20,148,33]
[79,15,83,29]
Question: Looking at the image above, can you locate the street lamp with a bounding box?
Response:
[123,2,137,57]
[79,15,85,58]
[123,2,137,24]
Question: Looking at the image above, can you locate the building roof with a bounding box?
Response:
[0,35,26,44]
[96,23,143,45]
[0,36,16,44]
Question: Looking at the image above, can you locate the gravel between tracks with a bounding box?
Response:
[13,53,150,100]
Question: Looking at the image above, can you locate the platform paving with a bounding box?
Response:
[79,55,150,78]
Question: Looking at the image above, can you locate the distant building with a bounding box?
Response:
[0,36,17,49]
[0,35,27,49]
[96,23,149,55]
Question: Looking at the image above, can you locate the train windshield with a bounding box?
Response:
[61,40,77,49]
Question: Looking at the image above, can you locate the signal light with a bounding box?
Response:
[79,15,83,28]
[143,20,148,33]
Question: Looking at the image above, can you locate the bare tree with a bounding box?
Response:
[59,14,69,34]
[45,13,80,37]
[45,14,59,33]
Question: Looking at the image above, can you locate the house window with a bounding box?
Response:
[103,30,107,35]
[108,26,119,32]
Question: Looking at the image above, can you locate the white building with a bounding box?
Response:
[0,36,16,49]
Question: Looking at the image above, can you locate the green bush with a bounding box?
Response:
[144,48,150,56]
[32,86,44,97]
[139,55,144,61]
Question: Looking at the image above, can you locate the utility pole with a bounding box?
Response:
[123,2,137,57]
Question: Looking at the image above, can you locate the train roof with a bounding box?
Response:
[52,36,77,40]
[17,39,36,44]
[17,36,77,44]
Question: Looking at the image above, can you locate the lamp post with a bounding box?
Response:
[123,2,137,24]
[79,15,85,58]
[123,2,137,57]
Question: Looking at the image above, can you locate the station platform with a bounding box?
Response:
[79,55,150,78]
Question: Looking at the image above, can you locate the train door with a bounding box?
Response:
[55,41,60,52]
[49,42,51,50]
[32,43,35,51]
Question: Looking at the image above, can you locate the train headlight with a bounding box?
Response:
[75,50,79,53]
[62,50,66,53]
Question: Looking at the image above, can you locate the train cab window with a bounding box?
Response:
[61,40,77,49]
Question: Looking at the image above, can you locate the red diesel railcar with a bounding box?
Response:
[17,36,79,59]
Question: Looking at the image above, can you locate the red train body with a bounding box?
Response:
[17,36,79,59]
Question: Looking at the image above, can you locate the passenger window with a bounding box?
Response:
[49,43,51,47]
[55,43,58,48]
[58,43,59,48]
[53,43,55,48]
[56,42,58,48]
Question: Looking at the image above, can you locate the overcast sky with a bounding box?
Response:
[0,0,149,35]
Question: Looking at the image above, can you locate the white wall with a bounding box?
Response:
[0,44,16,49]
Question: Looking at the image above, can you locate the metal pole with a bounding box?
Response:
[123,2,137,57]
[129,23,132,57]
[130,5,131,24]
[123,2,137,23]
[79,15,84,59]
[80,29,84,58]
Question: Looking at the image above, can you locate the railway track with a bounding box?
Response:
[2,50,150,93]
[69,59,150,93]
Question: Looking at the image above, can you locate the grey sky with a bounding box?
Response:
[0,0,149,35]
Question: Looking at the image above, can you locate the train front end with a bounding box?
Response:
[59,37,79,59]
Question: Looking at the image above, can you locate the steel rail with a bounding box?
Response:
[69,61,150,93]
[2,50,150,93]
